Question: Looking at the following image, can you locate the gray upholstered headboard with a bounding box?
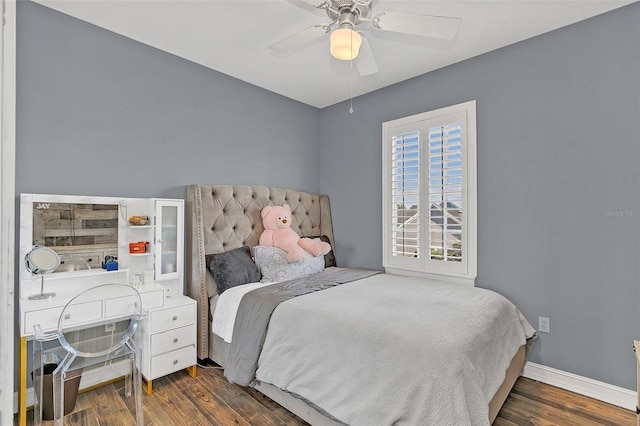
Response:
[186,184,335,360]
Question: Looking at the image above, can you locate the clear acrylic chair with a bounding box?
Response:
[33,284,145,425]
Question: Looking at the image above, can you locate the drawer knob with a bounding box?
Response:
[64,314,71,320]
[172,316,178,321]
[173,360,178,365]
[173,338,179,343]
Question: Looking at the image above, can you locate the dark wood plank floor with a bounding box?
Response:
[17,364,636,425]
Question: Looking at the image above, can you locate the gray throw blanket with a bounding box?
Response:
[224,268,380,385]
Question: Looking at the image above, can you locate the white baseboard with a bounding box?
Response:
[14,360,130,413]
[523,361,636,411]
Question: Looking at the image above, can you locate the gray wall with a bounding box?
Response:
[16,1,321,199]
[15,1,320,391]
[320,4,640,390]
[14,0,640,396]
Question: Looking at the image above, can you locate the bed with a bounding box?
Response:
[186,184,537,425]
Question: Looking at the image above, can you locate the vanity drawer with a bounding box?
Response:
[150,345,196,378]
[150,324,196,356]
[140,290,164,310]
[104,289,164,319]
[25,300,103,333]
[25,307,63,334]
[105,294,139,318]
[149,303,195,334]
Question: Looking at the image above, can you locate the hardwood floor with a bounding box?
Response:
[495,377,635,426]
[17,364,636,425]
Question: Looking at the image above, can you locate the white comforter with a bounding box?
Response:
[255,274,536,426]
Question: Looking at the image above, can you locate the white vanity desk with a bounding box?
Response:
[19,269,165,337]
[18,269,167,425]
[17,193,196,426]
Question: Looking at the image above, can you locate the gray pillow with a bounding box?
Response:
[207,246,261,294]
[253,245,324,283]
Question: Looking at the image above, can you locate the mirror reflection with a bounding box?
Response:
[32,202,118,272]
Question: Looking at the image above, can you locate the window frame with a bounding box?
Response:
[382,100,477,285]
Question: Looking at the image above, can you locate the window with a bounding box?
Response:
[382,101,477,285]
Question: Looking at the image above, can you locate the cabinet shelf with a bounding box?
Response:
[129,225,155,229]
[130,253,153,257]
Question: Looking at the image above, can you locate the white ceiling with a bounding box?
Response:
[33,0,636,108]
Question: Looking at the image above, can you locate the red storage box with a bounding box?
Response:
[129,242,147,254]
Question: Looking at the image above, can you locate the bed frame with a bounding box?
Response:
[186,184,526,425]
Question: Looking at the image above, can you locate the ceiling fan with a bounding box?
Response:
[268,0,462,76]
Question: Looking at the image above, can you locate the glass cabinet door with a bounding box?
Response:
[154,200,183,281]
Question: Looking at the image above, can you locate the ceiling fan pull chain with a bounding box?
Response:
[349,73,354,114]
[349,31,354,114]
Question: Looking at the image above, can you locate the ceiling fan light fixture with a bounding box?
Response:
[330,28,362,60]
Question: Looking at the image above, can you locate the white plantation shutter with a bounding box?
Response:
[428,122,463,262]
[391,130,420,258]
[382,101,477,284]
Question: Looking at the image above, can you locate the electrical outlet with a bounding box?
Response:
[105,323,116,332]
[538,316,550,333]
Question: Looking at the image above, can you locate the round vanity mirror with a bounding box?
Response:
[26,246,60,274]
[25,246,60,300]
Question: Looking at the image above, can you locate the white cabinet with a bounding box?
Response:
[155,200,183,283]
[134,295,197,394]
[123,198,184,297]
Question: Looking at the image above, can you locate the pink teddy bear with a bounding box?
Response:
[259,204,332,262]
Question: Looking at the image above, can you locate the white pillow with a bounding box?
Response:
[253,246,324,283]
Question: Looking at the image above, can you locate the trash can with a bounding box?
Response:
[35,363,82,420]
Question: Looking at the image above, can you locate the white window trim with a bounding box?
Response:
[382,100,477,285]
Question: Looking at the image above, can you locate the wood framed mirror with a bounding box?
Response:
[20,194,125,280]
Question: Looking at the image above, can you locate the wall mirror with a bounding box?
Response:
[20,194,125,280]
[32,201,118,272]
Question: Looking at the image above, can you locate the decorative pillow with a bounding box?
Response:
[309,235,337,267]
[207,246,261,294]
[253,245,324,283]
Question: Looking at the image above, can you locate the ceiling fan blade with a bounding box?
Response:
[371,12,461,40]
[286,0,328,14]
[356,35,378,76]
[268,24,330,54]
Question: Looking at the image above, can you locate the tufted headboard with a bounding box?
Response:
[186,184,335,360]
